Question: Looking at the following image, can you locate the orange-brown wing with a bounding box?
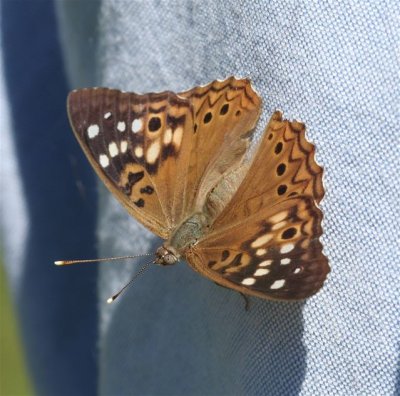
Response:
[212,111,325,228]
[67,88,194,239]
[178,77,261,216]
[67,78,261,239]
[186,196,328,300]
[185,112,329,300]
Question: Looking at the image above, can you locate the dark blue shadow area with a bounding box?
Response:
[244,300,306,396]
[1,1,98,395]
[100,253,306,395]
[395,351,400,396]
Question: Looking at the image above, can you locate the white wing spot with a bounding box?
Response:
[259,260,272,267]
[134,146,143,158]
[272,221,287,231]
[99,154,109,168]
[280,243,295,254]
[87,124,99,138]
[132,119,143,133]
[270,212,287,224]
[294,268,301,274]
[270,279,285,289]
[117,121,126,132]
[173,127,183,149]
[256,248,267,256]
[104,112,112,119]
[120,141,128,153]
[146,140,161,164]
[254,268,270,276]
[242,277,256,286]
[251,233,272,248]
[281,258,291,265]
[108,142,119,158]
[163,128,173,144]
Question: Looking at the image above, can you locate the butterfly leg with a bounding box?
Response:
[214,282,251,311]
[239,292,251,311]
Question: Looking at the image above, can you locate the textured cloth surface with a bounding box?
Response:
[1,0,399,395]
[0,2,98,395]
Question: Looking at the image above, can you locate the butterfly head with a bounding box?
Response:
[155,246,179,266]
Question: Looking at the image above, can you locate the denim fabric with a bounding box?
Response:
[1,0,399,395]
[0,1,98,395]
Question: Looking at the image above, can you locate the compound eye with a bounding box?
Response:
[156,247,166,256]
[164,254,176,265]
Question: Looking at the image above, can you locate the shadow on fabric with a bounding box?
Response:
[98,236,306,396]
[1,1,99,395]
[395,355,400,396]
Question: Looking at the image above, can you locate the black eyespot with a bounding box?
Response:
[228,253,242,266]
[221,250,230,261]
[282,227,297,239]
[128,171,144,185]
[134,198,145,207]
[277,185,287,195]
[235,110,241,116]
[220,103,229,115]
[124,171,145,195]
[140,185,154,195]
[277,163,286,176]
[203,112,212,124]
[148,117,161,132]
[275,142,283,154]
[268,133,273,140]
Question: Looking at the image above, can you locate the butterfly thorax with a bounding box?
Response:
[155,213,209,265]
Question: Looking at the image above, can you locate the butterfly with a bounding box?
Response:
[67,77,329,301]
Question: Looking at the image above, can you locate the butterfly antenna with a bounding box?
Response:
[107,258,155,304]
[54,253,153,266]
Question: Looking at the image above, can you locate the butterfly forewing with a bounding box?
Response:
[186,111,329,300]
[68,88,196,238]
[187,196,328,300]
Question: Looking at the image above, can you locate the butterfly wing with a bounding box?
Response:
[68,78,261,238]
[186,112,329,300]
[178,77,261,215]
[67,88,194,238]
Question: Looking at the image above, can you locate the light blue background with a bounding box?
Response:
[1,0,399,395]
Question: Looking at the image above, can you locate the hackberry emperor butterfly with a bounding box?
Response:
[65,77,329,301]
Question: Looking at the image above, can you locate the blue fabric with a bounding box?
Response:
[0,1,98,395]
[1,0,399,395]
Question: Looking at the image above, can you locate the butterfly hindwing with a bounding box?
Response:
[211,111,325,229]
[178,77,261,215]
[186,112,329,300]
